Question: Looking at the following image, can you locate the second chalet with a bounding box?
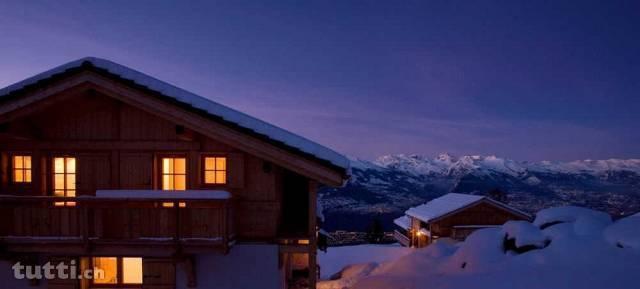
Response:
[0,57,350,289]
[394,193,531,247]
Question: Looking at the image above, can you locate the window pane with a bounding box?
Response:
[67,190,76,197]
[216,171,226,184]
[162,175,173,190]
[66,158,76,173]
[13,156,24,169]
[54,190,65,197]
[14,170,24,182]
[174,175,186,190]
[93,257,118,284]
[174,158,186,174]
[24,156,32,169]
[54,158,65,173]
[216,157,226,171]
[66,201,76,207]
[205,157,215,170]
[54,174,65,190]
[163,158,173,174]
[66,174,76,190]
[25,170,32,182]
[204,171,216,184]
[122,257,143,284]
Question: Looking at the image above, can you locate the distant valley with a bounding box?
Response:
[320,154,640,231]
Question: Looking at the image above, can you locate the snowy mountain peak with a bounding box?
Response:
[358,154,640,178]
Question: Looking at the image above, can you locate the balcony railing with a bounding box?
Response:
[393,229,411,247]
[0,194,235,256]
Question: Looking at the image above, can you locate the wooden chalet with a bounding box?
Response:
[0,57,350,289]
[393,193,531,248]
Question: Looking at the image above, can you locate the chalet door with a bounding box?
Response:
[120,152,153,189]
[77,153,111,196]
[142,258,175,289]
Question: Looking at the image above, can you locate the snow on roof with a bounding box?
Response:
[406,193,485,223]
[0,57,349,171]
[95,190,231,199]
[393,216,411,230]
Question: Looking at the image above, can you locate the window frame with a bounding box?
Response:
[9,153,33,185]
[157,154,188,191]
[90,256,143,288]
[200,154,228,187]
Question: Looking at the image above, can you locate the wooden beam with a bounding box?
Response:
[308,180,318,289]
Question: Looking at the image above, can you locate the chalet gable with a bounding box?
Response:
[0,57,349,186]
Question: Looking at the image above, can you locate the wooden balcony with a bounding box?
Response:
[0,195,235,256]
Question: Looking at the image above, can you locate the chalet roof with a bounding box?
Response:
[393,215,411,230]
[405,193,530,223]
[0,57,350,173]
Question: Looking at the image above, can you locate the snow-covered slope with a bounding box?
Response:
[319,206,640,289]
[320,154,640,231]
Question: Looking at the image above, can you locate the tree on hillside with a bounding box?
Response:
[366,217,385,244]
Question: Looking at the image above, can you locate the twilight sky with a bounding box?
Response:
[0,1,638,161]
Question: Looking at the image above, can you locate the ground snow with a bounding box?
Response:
[323,206,640,289]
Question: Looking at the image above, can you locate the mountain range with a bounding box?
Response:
[319,154,640,231]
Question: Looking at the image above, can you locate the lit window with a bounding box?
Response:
[122,257,143,284]
[161,157,186,190]
[53,157,76,206]
[93,257,143,285]
[203,157,226,184]
[93,257,118,284]
[12,155,32,183]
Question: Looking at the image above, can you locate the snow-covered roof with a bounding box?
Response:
[406,193,530,223]
[393,216,411,230]
[406,193,485,223]
[95,190,231,199]
[0,57,349,171]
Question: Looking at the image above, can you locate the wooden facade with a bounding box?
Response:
[0,60,348,289]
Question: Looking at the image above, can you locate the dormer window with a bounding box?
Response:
[12,155,32,183]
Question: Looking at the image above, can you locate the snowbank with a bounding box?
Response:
[533,206,612,235]
[502,220,548,248]
[604,215,640,250]
[325,206,640,289]
[318,244,412,279]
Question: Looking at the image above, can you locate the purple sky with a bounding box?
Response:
[1,1,638,161]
